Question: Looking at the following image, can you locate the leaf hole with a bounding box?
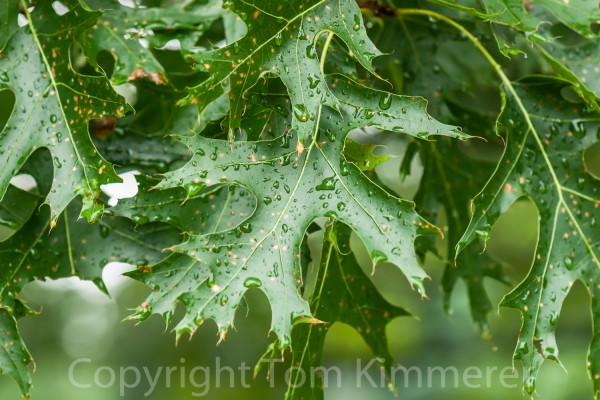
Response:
[486,198,539,278]
[17,12,28,27]
[51,1,69,16]
[235,288,272,340]
[10,174,37,192]
[346,129,424,199]
[117,0,143,7]
[0,89,15,134]
[583,141,600,180]
[69,41,103,76]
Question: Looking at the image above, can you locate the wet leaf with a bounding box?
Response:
[282,222,409,399]
[0,308,32,396]
[457,78,600,395]
[0,2,131,223]
[478,0,599,54]
[2,2,600,399]
[0,1,18,51]
[184,0,384,143]
[0,203,181,312]
[152,74,465,346]
[538,29,600,110]
[81,0,222,85]
[410,139,510,334]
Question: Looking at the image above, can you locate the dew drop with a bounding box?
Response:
[378,93,392,110]
[244,277,262,288]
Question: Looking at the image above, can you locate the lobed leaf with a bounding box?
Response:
[184,0,384,143]
[151,75,465,347]
[283,222,409,399]
[458,78,600,395]
[0,2,130,223]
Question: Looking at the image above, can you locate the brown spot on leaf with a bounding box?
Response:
[90,117,117,140]
[128,68,166,85]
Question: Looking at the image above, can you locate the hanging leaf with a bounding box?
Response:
[283,221,409,399]
[458,78,600,395]
[0,2,130,223]
[151,75,466,346]
[184,0,384,143]
[80,0,222,85]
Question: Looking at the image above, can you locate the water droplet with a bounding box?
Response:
[316,176,337,191]
[570,120,586,138]
[293,104,309,122]
[99,225,109,238]
[352,14,361,31]
[563,255,574,270]
[220,295,229,306]
[244,277,262,288]
[378,93,392,110]
[371,250,387,264]
[30,248,41,261]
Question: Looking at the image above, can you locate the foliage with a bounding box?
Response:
[0,0,599,398]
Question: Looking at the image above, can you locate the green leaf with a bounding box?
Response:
[109,177,256,234]
[0,2,130,223]
[0,201,181,314]
[284,221,409,399]
[152,74,465,347]
[80,0,222,85]
[538,29,600,110]
[238,77,293,141]
[5,2,600,398]
[184,0,384,143]
[0,308,32,397]
[449,0,600,56]
[478,0,540,33]
[125,185,255,326]
[411,139,510,334]
[371,14,510,332]
[531,0,600,39]
[0,185,41,236]
[0,0,18,51]
[457,78,600,394]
